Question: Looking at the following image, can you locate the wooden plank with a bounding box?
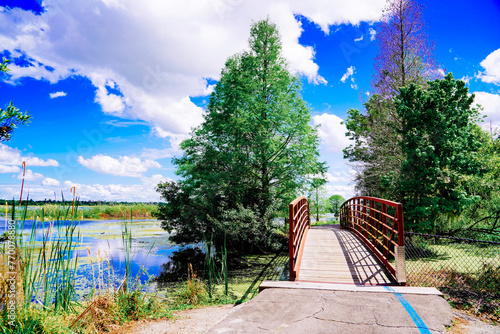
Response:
[296,225,394,285]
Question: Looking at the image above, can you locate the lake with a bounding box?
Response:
[1,217,197,295]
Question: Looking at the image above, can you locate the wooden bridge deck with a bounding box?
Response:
[298,224,394,285]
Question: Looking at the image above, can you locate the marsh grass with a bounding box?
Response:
[0,201,170,334]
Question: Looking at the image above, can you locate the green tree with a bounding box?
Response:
[452,130,500,240]
[0,58,31,141]
[343,0,437,199]
[308,178,328,222]
[396,73,483,232]
[328,194,346,217]
[156,19,326,252]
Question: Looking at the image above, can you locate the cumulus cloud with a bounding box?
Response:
[0,0,385,146]
[17,169,44,181]
[0,173,173,202]
[0,143,59,168]
[78,154,161,177]
[49,91,67,98]
[42,177,60,186]
[313,113,352,153]
[0,165,20,173]
[58,174,173,201]
[325,184,355,199]
[474,91,500,132]
[476,48,500,84]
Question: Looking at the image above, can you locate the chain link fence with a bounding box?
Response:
[405,232,500,319]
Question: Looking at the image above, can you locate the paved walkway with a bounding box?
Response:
[298,224,393,284]
[207,287,454,333]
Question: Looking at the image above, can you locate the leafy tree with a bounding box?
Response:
[308,178,328,222]
[344,0,438,199]
[0,58,31,141]
[328,194,346,217]
[451,131,500,240]
[396,73,483,232]
[156,19,326,252]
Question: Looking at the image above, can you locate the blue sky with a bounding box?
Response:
[0,0,499,202]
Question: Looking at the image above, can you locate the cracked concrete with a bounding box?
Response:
[206,288,454,333]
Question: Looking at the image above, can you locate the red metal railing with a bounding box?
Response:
[289,196,310,281]
[340,196,406,284]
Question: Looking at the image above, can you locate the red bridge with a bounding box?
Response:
[288,196,406,285]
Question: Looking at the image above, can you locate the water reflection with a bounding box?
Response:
[2,218,199,294]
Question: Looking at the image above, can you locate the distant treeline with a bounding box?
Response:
[0,199,159,206]
[1,200,158,220]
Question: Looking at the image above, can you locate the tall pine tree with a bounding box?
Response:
[156,19,326,251]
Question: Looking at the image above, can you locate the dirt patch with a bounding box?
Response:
[447,309,499,334]
[111,304,235,334]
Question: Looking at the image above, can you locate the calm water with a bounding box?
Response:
[1,218,197,294]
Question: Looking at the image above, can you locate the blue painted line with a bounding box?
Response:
[384,286,431,334]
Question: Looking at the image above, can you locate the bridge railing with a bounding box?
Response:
[339,196,406,284]
[289,196,310,281]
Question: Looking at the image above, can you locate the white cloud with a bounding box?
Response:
[313,113,352,153]
[49,91,67,98]
[42,177,60,186]
[0,174,173,202]
[368,27,376,41]
[325,184,355,200]
[340,66,357,90]
[340,66,355,83]
[17,169,44,182]
[78,154,161,177]
[0,0,385,146]
[0,165,20,173]
[474,91,500,132]
[460,75,472,84]
[140,147,177,160]
[95,84,125,115]
[0,143,59,168]
[57,174,173,202]
[354,35,364,42]
[476,48,500,84]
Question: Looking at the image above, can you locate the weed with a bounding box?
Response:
[175,264,207,306]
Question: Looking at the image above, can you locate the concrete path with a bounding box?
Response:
[207,288,454,333]
[299,225,393,284]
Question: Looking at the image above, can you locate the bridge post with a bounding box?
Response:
[395,203,406,285]
[289,201,295,281]
[362,199,368,239]
[382,203,388,259]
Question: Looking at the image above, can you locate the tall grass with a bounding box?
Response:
[203,233,229,298]
[4,201,81,312]
[1,200,168,333]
